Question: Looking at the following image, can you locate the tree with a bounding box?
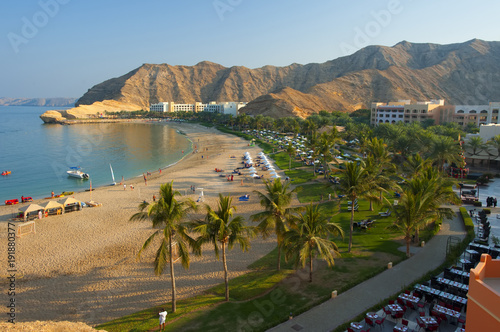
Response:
[130,182,197,313]
[336,161,384,252]
[251,178,302,271]
[387,169,458,256]
[425,134,461,171]
[286,144,297,171]
[283,203,344,282]
[191,194,252,301]
[464,136,485,167]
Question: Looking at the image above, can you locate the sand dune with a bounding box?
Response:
[0,123,290,326]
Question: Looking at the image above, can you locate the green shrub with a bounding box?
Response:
[483,208,491,214]
[473,201,482,207]
[459,207,475,239]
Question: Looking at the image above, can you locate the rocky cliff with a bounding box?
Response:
[47,39,500,120]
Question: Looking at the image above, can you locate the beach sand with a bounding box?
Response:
[0,123,288,326]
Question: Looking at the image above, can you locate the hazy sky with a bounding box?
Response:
[1,0,498,98]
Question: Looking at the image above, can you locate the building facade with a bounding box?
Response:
[149,101,247,116]
[465,254,500,332]
[371,100,500,128]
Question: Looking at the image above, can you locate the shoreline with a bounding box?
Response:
[2,119,194,204]
[0,123,289,326]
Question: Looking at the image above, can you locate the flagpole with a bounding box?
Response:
[90,179,92,201]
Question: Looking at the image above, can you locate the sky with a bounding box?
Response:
[0,0,499,98]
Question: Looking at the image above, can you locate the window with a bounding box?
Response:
[457,110,464,113]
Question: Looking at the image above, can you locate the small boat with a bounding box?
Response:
[109,164,116,186]
[5,199,19,205]
[2,171,11,176]
[67,167,89,179]
[21,196,33,203]
[61,191,74,196]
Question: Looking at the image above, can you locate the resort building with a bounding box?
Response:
[465,254,500,331]
[149,101,247,116]
[371,100,500,128]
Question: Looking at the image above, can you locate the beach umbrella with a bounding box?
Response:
[314,160,320,164]
[271,174,280,178]
[248,166,256,171]
[249,169,257,174]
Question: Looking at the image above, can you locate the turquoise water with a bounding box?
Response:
[0,106,192,203]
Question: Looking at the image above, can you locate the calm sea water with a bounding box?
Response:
[0,106,192,203]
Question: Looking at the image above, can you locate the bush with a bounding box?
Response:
[459,207,475,239]
[483,208,491,214]
[473,201,482,207]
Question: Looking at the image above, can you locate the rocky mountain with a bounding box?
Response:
[0,97,76,107]
[68,39,500,119]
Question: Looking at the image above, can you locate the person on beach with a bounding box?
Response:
[130,185,134,190]
[158,308,167,331]
[143,173,147,186]
[51,191,54,198]
[153,195,156,202]
[159,168,161,174]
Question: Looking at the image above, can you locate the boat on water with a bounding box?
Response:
[67,167,89,179]
[5,199,19,205]
[2,171,11,176]
[109,164,116,186]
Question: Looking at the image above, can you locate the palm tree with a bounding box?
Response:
[425,134,461,171]
[286,144,297,171]
[251,178,302,271]
[336,161,385,252]
[130,181,197,313]
[191,194,252,301]
[283,203,344,282]
[464,136,485,167]
[388,169,458,256]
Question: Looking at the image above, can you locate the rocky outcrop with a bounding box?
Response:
[40,100,143,123]
[54,39,500,119]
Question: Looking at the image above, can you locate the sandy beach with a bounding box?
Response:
[0,123,288,326]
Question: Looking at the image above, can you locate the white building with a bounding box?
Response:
[149,101,247,116]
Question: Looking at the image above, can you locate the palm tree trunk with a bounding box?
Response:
[309,252,313,282]
[289,156,292,171]
[277,243,281,271]
[348,204,354,253]
[414,228,420,245]
[169,234,176,313]
[222,242,229,301]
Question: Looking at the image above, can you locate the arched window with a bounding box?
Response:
[457,110,464,113]
[470,110,477,114]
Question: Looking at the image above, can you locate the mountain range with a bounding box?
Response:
[50,39,500,120]
[1,97,76,107]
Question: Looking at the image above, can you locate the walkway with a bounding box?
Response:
[268,207,467,332]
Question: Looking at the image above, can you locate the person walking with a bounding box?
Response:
[494,197,498,207]
[143,173,147,186]
[158,308,167,331]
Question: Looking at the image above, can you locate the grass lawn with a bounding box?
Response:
[296,183,337,203]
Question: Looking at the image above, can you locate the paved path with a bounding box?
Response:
[268,207,467,332]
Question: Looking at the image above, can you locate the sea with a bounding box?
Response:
[0,106,193,203]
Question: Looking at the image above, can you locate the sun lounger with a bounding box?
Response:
[379,210,391,217]
[239,195,250,201]
[347,204,359,212]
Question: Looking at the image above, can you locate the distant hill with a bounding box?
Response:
[69,39,500,118]
[0,97,76,107]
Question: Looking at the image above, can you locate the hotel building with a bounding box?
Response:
[465,254,500,331]
[150,101,247,116]
[371,100,500,128]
